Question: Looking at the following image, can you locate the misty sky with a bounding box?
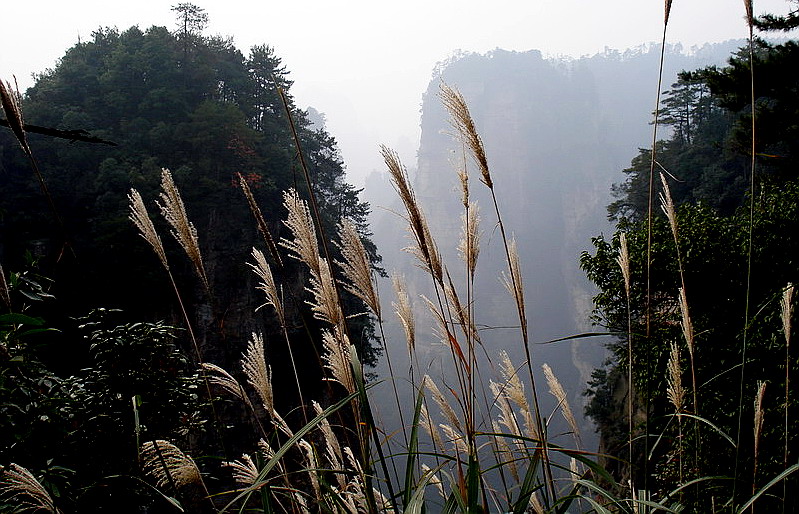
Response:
[2,1,796,184]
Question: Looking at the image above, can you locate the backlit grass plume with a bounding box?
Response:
[336,219,380,320]
[129,188,169,271]
[157,168,209,291]
[0,463,59,513]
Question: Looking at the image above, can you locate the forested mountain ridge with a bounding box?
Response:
[581,35,799,509]
[0,15,381,511]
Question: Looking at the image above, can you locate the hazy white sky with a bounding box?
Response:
[1,1,795,184]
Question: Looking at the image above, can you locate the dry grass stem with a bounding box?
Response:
[239,173,282,267]
[667,342,685,413]
[157,169,208,289]
[542,363,581,448]
[249,247,285,325]
[222,454,259,487]
[129,188,169,270]
[665,0,673,24]
[335,219,381,320]
[0,78,30,154]
[0,463,59,513]
[439,83,492,188]
[280,188,321,277]
[391,273,415,355]
[744,0,754,25]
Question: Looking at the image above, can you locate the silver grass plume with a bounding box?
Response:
[492,419,520,481]
[439,83,492,188]
[280,188,321,277]
[782,283,794,348]
[422,463,446,499]
[489,380,525,454]
[381,146,443,282]
[419,395,444,449]
[307,257,344,330]
[440,423,468,455]
[425,375,462,433]
[141,440,207,492]
[239,173,282,267]
[501,237,526,317]
[335,219,380,320]
[0,263,10,308]
[659,173,679,243]
[0,463,59,513]
[322,329,355,394]
[498,351,536,439]
[249,247,284,325]
[199,362,251,407]
[679,287,695,358]
[312,400,344,483]
[222,454,259,487]
[0,79,30,154]
[297,439,321,501]
[392,273,415,355]
[458,202,481,279]
[242,332,274,413]
[542,363,582,448]
[129,188,169,270]
[753,381,767,462]
[666,342,685,413]
[157,169,208,290]
[617,233,631,299]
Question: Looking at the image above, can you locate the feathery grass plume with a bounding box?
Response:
[501,237,525,317]
[439,83,492,188]
[419,394,444,449]
[222,454,259,487]
[0,463,59,513]
[659,172,679,242]
[335,219,380,320]
[239,173,282,267]
[457,157,469,208]
[458,202,481,279]
[391,273,415,355]
[313,401,343,463]
[528,491,545,514]
[141,440,208,494]
[297,439,321,501]
[498,351,537,439]
[667,342,685,413]
[242,332,274,413]
[0,78,30,154]
[322,329,355,394]
[128,188,169,270]
[157,168,209,290]
[0,263,10,308]
[678,288,695,358]
[249,247,284,324]
[782,283,794,348]
[199,362,250,405]
[445,276,478,345]
[617,232,631,298]
[492,420,520,482]
[542,363,581,448]
[280,188,321,277]
[381,146,443,282]
[307,257,345,329]
[753,380,767,489]
[440,423,468,455]
[489,380,525,454]
[424,375,462,433]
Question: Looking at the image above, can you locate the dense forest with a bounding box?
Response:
[582,21,799,512]
[0,4,382,511]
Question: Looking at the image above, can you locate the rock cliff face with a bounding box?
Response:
[366,42,742,450]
